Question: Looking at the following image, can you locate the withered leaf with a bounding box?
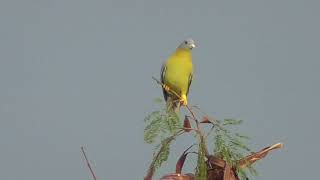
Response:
[200,115,212,124]
[183,116,192,132]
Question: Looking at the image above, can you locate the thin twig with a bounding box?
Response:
[81,146,97,180]
[152,77,182,99]
[205,125,215,139]
[186,105,199,127]
[186,105,209,157]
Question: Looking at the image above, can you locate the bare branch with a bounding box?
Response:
[81,146,97,180]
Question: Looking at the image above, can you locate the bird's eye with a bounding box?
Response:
[184,41,188,44]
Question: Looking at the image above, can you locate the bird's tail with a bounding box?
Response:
[166,96,181,114]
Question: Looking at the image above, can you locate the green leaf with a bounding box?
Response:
[212,118,256,179]
[222,119,243,126]
[144,108,181,144]
[164,111,180,134]
[144,111,162,144]
[145,132,181,178]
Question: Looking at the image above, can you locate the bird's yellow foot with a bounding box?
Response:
[180,94,188,106]
[163,84,170,92]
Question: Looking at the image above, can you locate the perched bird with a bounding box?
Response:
[161,38,195,113]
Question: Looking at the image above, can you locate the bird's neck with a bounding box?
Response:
[173,48,192,59]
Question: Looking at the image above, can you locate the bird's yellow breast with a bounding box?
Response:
[164,48,193,96]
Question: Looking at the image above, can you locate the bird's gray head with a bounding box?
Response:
[178,38,196,50]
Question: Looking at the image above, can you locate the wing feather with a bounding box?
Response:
[186,73,193,96]
[160,64,168,101]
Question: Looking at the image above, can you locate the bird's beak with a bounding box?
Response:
[191,43,196,49]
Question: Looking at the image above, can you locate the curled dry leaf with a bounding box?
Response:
[237,142,283,168]
[176,145,195,174]
[206,142,283,180]
[183,116,192,132]
[160,145,196,180]
[200,115,212,124]
[176,152,188,174]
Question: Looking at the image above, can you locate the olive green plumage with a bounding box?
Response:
[161,39,195,113]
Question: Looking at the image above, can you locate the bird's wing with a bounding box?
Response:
[186,72,193,96]
[160,63,168,101]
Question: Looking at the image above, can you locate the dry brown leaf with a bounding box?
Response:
[238,143,283,168]
[183,116,192,132]
[200,115,213,124]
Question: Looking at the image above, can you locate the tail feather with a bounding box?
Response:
[166,96,180,114]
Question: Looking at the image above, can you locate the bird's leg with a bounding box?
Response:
[180,94,188,106]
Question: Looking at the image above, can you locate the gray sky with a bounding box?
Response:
[1,0,319,179]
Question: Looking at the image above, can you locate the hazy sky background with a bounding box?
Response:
[1,0,319,179]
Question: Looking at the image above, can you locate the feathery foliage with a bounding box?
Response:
[144,99,182,177]
[212,118,257,179]
[144,79,282,180]
[144,99,181,144]
[145,130,183,179]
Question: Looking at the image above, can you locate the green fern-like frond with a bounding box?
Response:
[144,99,184,177]
[144,102,181,144]
[153,138,171,170]
[144,111,162,144]
[222,119,244,126]
[146,131,182,178]
[213,119,257,180]
[164,111,180,134]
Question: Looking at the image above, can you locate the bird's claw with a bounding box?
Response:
[180,95,188,106]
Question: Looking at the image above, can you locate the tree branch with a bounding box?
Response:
[81,146,97,180]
